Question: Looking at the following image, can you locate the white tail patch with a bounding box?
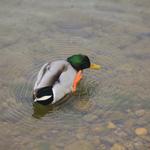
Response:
[34,95,52,102]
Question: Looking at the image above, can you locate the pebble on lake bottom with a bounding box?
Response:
[111,143,126,150]
[135,128,148,136]
[135,109,145,117]
[107,122,117,129]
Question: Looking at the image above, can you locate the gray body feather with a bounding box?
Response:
[34,60,77,104]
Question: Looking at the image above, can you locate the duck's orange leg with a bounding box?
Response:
[72,70,83,93]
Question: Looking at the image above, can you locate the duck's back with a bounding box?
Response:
[34,60,77,104]
[52,61,77,103]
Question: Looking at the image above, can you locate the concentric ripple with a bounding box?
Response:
[0,48,125,127]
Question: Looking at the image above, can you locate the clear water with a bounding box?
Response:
[0,0,150,149]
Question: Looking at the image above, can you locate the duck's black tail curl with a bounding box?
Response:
[33,86,54,105]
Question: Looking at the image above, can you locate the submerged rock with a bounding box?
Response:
[114,128,128,138]
[135,128,148,136]
[133,137,146,149]
[107,122,117,129]
[111,143,126,150]
[135,109,145,117]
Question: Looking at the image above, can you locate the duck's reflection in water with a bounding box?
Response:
[32,94,71,119]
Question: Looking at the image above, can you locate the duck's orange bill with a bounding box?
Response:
[72,70,83,92]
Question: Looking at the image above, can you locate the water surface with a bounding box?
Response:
[0,0,150,149]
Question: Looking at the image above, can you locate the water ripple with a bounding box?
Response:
[0,49,121,128]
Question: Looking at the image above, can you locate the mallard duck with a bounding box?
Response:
[33,54,101,105]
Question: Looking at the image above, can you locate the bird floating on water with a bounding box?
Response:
[33,54,101,105]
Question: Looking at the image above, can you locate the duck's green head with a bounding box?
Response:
[67,54,101,71]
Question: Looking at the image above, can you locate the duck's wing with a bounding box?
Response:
[34,61,67,90]
[52,64,77,104]
[34,63,49,90]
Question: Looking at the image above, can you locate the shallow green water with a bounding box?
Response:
[0,0,150,149]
